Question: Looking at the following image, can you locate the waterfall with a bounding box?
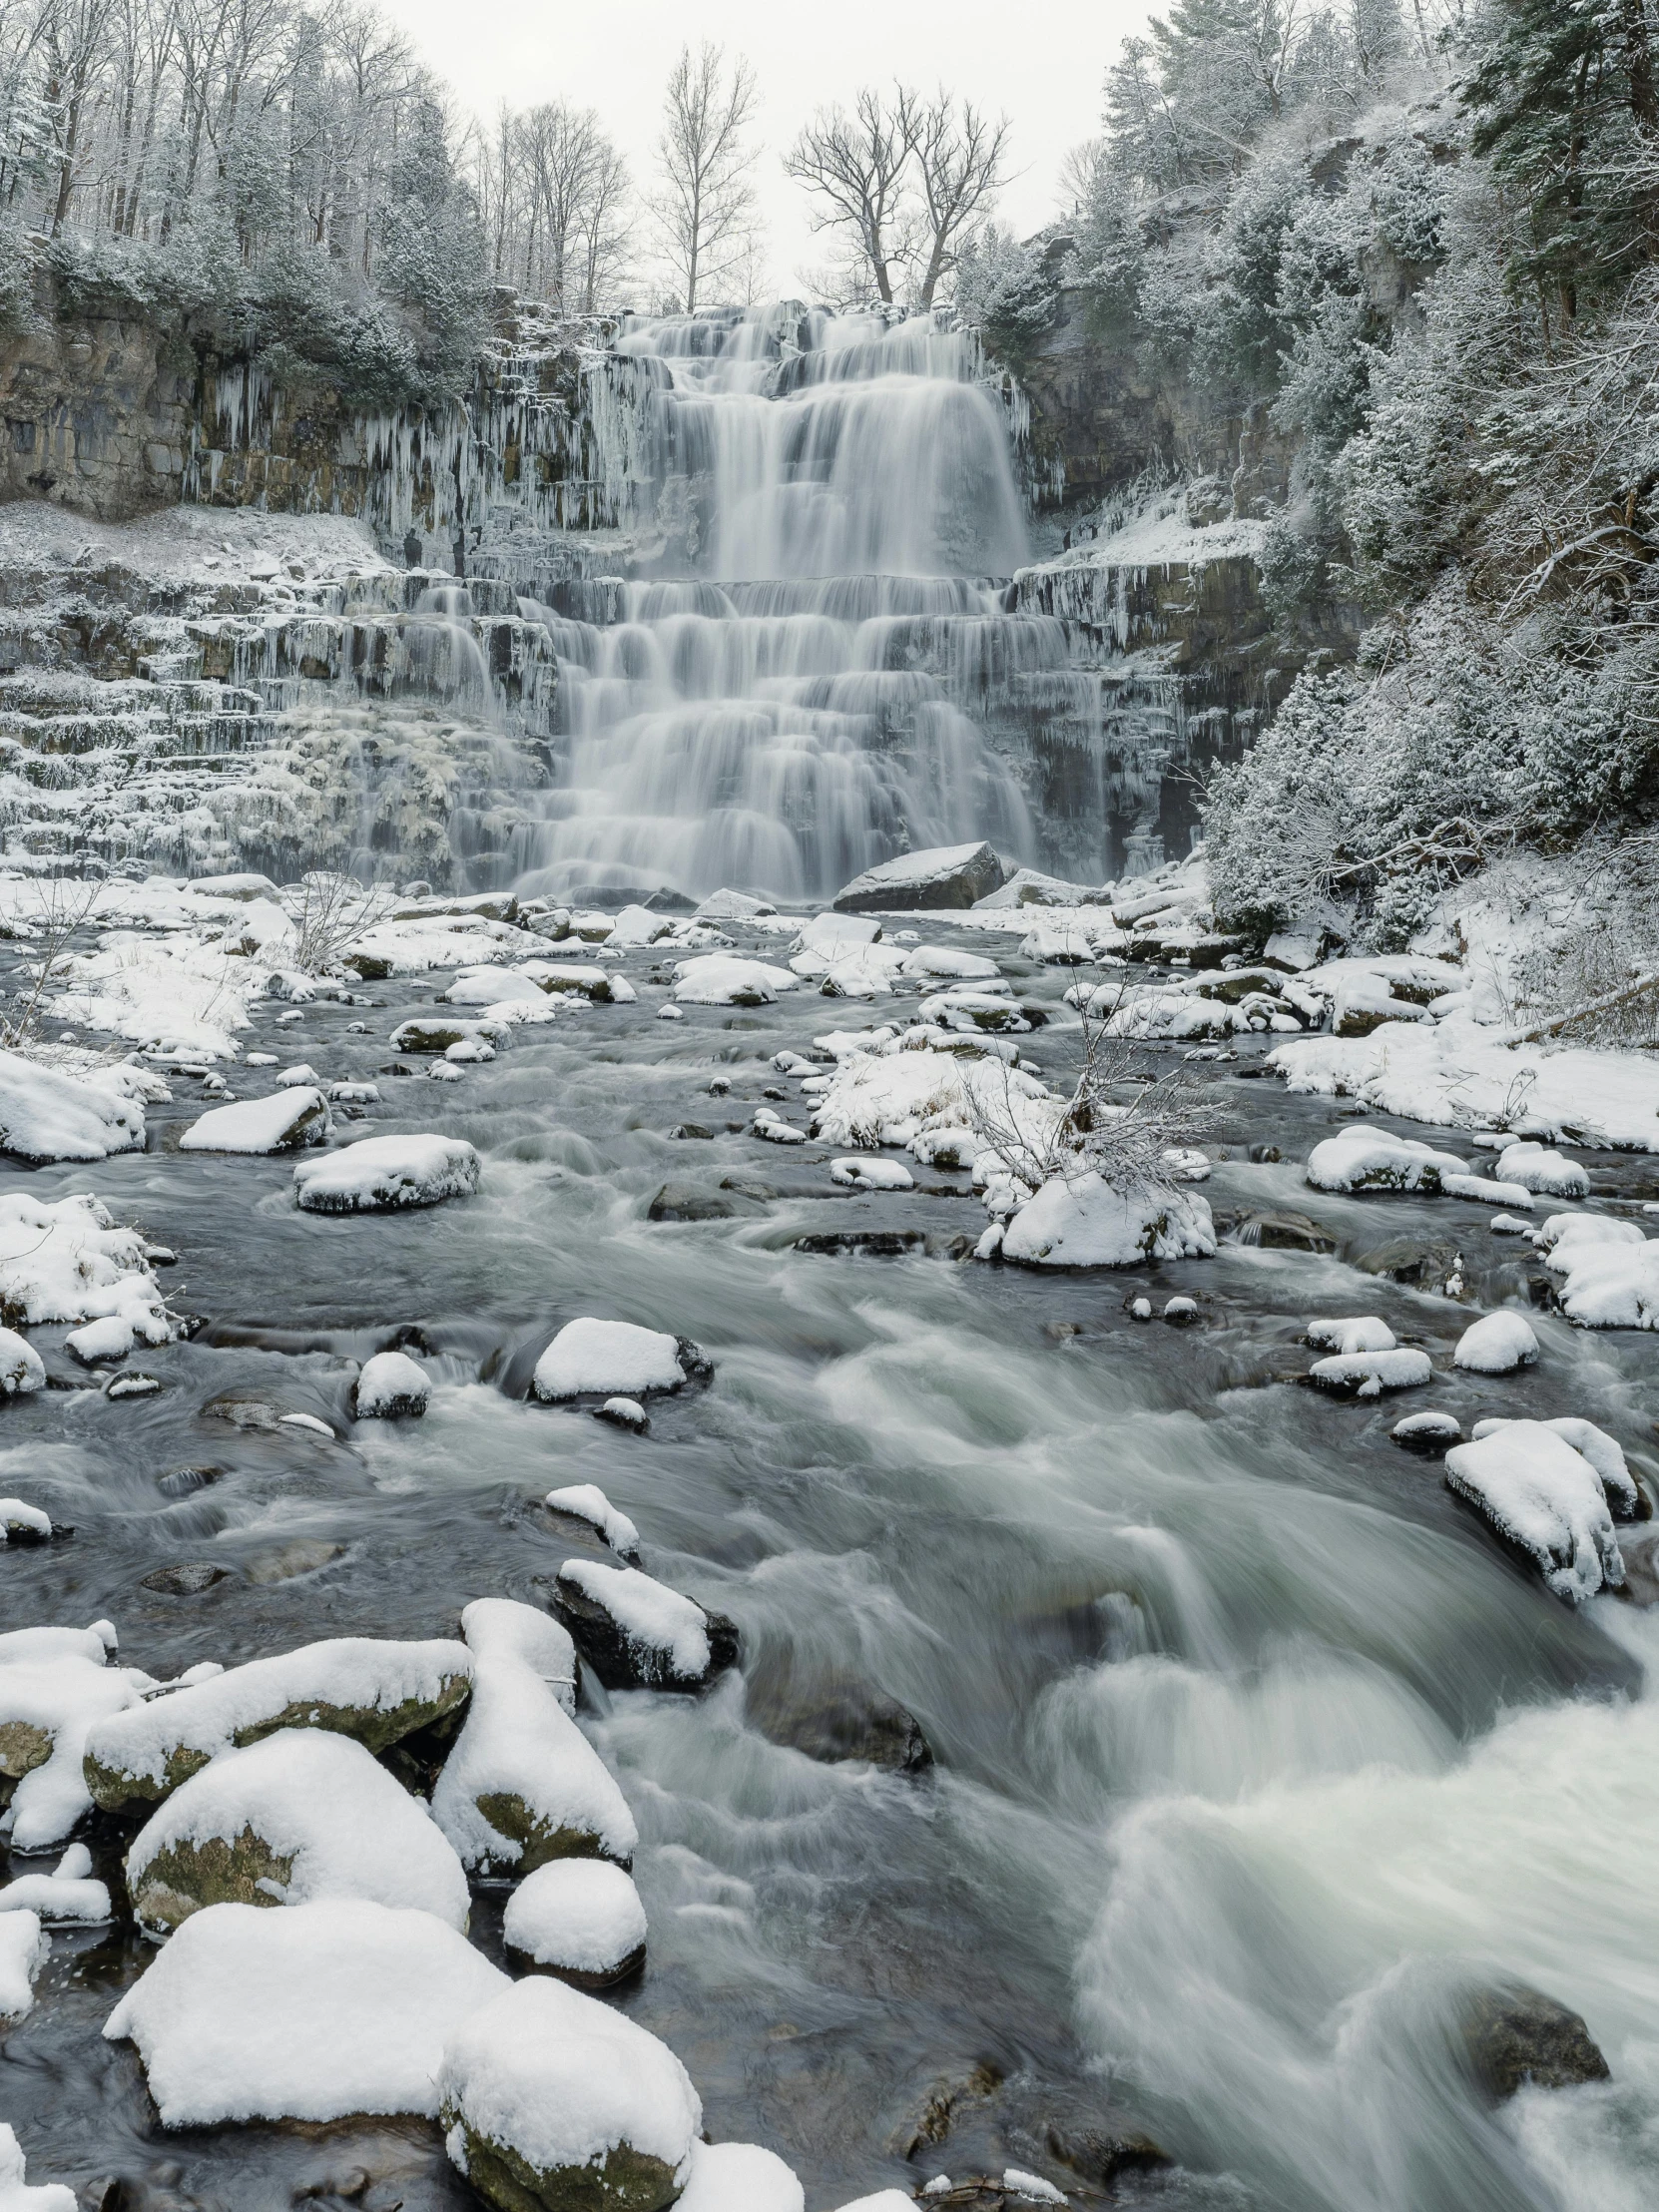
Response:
[511,305,1053,905]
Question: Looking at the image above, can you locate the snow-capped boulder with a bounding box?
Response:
[1000,1173,1217,1268]
[1494,1143,1589,1199]
[917,987,1030,1034]
[1469,1415,1639,1517]
[1306,1125,1467,1194]
[292,1133,481,1213]
[437,1976,701,2212]
[0,2120,75,2209]
[899,944,1000,981]
[0,1331,45,1395]
[125,1730,470,1936]
[676,2142,805,2212]
[502,1857,648,1987]
[549,1560,740,1692]
[1391,1410,1462,1453]
[0,1842,110,1925]
[0,1629,143,1850]
[440,966,547,1005]
[520,960,614,1002]
[352,1350,430,1419]
[0,1051,146,1162]
[103,1899,508,2126]
[672,954,796,1006]
[1306,1317,1396,1356]
[1444,1420,1627,1602]
[0,1499,53,1543]
[543,1484,641,1559]
[1552,1235,1659,1330]
[832,840,1005,913]
[0,1914,47,2020]
[531,1318,702,1401]
[1454,1312,1539,1375]
[693,888,777,922]
[82,1636,473,1812]
[830,1157,913,1191]
[388,1015,500,1053]
[1308,1348,1431,1396]
[431,1608,635,1877]
[180,1087,328,1153]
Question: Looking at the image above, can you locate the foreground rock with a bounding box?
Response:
[431,1599,637,1875]
[352,1349,431,1418]
[83,1636,473,1811]
[503,1857,648,1986]
[550,1560,740,1692]
[0,1051,147,1162]
[532,1318,707,1401]
[126,1729,470,1936]
[292,1134,481,1213]
[438,1975,701,2212]
[1460,1983,1610,2099]
[1444,1419,1632,1601]
[180,1087,328,1153]
[999,1173,1217,1268]
[833,840,1005,913]
[1453,1311,1539,1375]
[105,1898,508,2125]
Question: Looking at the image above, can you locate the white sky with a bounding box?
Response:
[385,0,1156,298]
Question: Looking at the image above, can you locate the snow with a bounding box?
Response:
[0,1331,44,1395]
[753,1109,810,1143]
[533,1318,688,1400]
[1003,2173,1068,2206]
[1532,1214,1646,1268]
[441,965,547,1004]
[0,1500,52,1540]
[1269,1020,1659,1151]
[431,1627,635,1875]
[676,2142,805,2212]
[918,987,1028,1034]
[1392,1410,1462,1443]
[501,1857,647,1975]
[437,1975,700,2188]
[66,1314,135,1364]
[1554,1240,1659,1330]
[292,1134,480,1212]
[0,1194,169,1342]
[1307,1317,1396,1355]
[795,912,880,956]
[597,1396,648,1428]
[1000,1172,1217,1267]
[275,1063,320,1087]
[1305,1124,1467,1193]
[0,1844,110,1925]
[0,1643,143,1849]
[520,961,614,1001]
[45,929,260,1061]
[353,1350,430,1418]
[825,2196,913,2212]
[899,944,1001,980]
[0,2121,75,2210]
[1494,1143,1589,1199]
[830,1157,914,1190]
[810,1037,1055,1165]
[1308,1349,1432,1395]
[180,1086,328,1153]
[348,918,540,977]
[673,955,797,1005]
[1440,1171,1533,1207]
[1454,1312,1539,1374]
[607,904,676,948]
[104,1899,509,2125]
[1470,1416,1639,1515]
[1490,1213,1533,1235]
[557,1559,712,1679]
[694,889,777,922]
[0,1050,146,1161]
[461,1598,577,1710]
[544,1484,641,1558]
[126,1730,470,1933]
[832,840,1002,911]
[0,1916,47,2019]
[1443,1421,1625,1602]
[83,1636,472,1808]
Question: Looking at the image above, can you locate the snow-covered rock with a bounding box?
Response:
[673,954,797,1005]
[0,1050,146,1161]
[461,1599,578,1708]
[1494,1143,1589,1199]
[832,840,1005,913]
[693,888,777,923]
[66,1314,134,1365]
[1550,1234,1659,1330]
[1000,1172,1217,1268]
[917,987,1029,1034]
[502,1857,648,1986]
[0,1193,170,1342]
[1391,1409,1462,1451]
[596,1395,649,1430]
[0,1843,110,1925]
[0,1914,47,2020]
[793,912,881,960]
[437,1976,701,2212]
[1443,1421,1627,1602]
[810,1038,1054,1166]
[1307,1317,1396,1355]
[0,1331,45,1395]
[532,1318,697,1401]
[292,1133,481,1213]
[125,1729,470,1936]
[180,1086,328,1153]
[830,1156,913,1191]
[1470,1415,1639,1516]
[520,960,615,1002]
[0,2120,75,2209]
[352,1350,430,1419]
[550,1560,738,1692]
[1454,1312,1539,1375]
[431,1612,634,1877]
[0,1499,53,1542]
[899,944,1001,981]
[104,1899,509,2125]
[441,965,548,1005]
[1305,1124,1467,1194]
[1308,1349,1432,1396]
[0,1630,143,1849]
[1532,1213,1645,1270]
[83,1636,473,1812]
[676,2141,806,2212]
[543,1484,641,1559]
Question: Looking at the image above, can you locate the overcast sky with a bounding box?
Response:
[388,0,1155,297]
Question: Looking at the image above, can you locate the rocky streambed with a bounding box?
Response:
[3,891,1658,2212]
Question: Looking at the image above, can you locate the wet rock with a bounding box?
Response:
[351,1351,429,1419]
[156,1463,222,1499]
[245,1539,343,1585]
[1460,1984,1610,2100]
[141,1563,232,1596]
[1220,1208,1337,1253]
[666,1122,714,1141]
[549,1562,740,1693]
[756,1681,933,1775]
[720,1175,778,1200]
[201,1394,282,1431]
[1046,2123,1173,2187]
[648,1182,734,1223]
[1248,1143,1283,1164]
[1354,1236,1466,1298]
[833,838,1005,913]
[892,2062,1004,2156]
[794,1229,928,1258]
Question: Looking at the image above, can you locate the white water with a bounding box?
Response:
[511,306,1052,903]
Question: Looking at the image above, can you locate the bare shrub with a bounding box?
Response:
[286,871,378,976]
[3,874,106,1049]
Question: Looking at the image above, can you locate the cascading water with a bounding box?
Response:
[507,306,1065,903]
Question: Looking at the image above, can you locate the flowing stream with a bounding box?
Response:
[4,308,1659,2212]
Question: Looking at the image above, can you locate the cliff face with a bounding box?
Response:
[0,302,194,517]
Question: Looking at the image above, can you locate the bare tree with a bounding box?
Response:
[650,41,759,312]
[786,85,917,305]
[907,88,1012,308]
[577,135,631,311]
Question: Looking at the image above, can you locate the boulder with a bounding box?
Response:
[752,1679,932,1774]
[352,1350,431,1418]
[1460,1983,1610,2099]
[124,1729,470,1936]
[82,1636,473,1812]
[438,1975,700,2212]
[1354,1236,1466,1297]
[676,2143,804,2212]
[292,1134,481,1213]
[0,1050,146,1163]
[532,1319,707,1402]
[502,1857,648,1987]
[647,1183,735,1223]
[179,1088,329,1153]
[833,840,1005,913]
[549,1561,740,1692]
